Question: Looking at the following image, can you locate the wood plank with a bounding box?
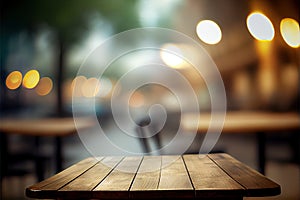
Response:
[25,154,281,199]
[208,153,281,197]
[93,156,143,199]
[55,157,123,199]
[131,156,161,190]
[158,155,194,199]
[130,156,161,199]
[26,157,100,198]
[159,156,193,190]
[183,154,243,199]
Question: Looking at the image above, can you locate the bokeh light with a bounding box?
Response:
[23,70,40,89]
[280,18,300,48]
[35,77,53,96]
[97,77,113,98]
[247,12,275,41]
[6,71,22,90]
[72,76,87,97]
[82,77,100,98]
[129,91,145,107]
[160,43,184,68]
[196,20,222,44]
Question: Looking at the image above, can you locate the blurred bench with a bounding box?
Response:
[0,117,96,182]
[182,111,300,174]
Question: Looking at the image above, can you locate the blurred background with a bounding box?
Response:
[0,0,299,199]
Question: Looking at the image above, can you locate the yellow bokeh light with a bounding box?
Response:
[23,70,40,89]
[247,12,275,41]
[82,77,100,98]
[6,71,22,90]
[196,20,222,44]
[160,43,184,68]
[280,18,300,48]
[35,77,53,96]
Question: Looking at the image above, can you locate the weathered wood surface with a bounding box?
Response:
[26,154,281,199]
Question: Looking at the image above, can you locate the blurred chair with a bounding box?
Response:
[0,134,49,184]
[135,117,162,154]
[135,113,226,156]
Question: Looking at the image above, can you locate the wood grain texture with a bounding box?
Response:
[26,154,281,199]
[158,155,194,199]
[26,157,99,198]
[130,156,162,199]
[183,154,243,198]
[93,156,143,199]
[208,153,281,196]
[131,156,161,191]
[60,157,123,191]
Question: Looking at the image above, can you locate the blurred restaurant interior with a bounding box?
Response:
[0,0,299,199]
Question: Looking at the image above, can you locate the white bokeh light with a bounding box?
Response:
[196,20,222,45]
[247,12,275,41]
[280,18,300,48]
[160,43,184,68]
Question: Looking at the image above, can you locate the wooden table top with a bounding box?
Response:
[182,111,300,133]
[0,117,96,136]
[26,153,280,199]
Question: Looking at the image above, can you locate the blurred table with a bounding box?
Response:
[0,117,96,175]
[26,153,281,200]
[182,111,300,174]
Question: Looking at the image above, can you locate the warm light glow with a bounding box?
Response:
[258,68,275,103]
[72,76,87,97]
[256,40,272,57]
[97,78,113,98]
[232,71,252,107]
[6,71,22,90]
[196,20,222,44]
[35,77,53,96]
[280,18,300,48]
[160,43,184,68]
[129,91,145,107]
[23,70,40,89]
[63,79,73,101]
[82,77,100,98]
[247,12,275,41]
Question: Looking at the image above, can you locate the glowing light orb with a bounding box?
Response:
[82,77,100,98]
[247,12,275,41]
[280,18,300,48]
[196,20,222,44]
[72,76,87,97]
[6,71,22,90]
[23,70,40,89]
[160,43,184,68]
[35,77,53,96]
